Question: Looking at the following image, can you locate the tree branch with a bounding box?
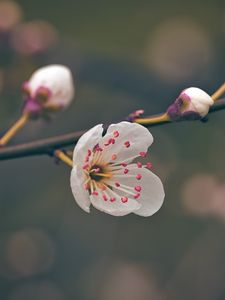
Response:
[0,98,225,161]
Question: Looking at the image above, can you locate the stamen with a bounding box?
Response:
[103,194,108,201]
[121,196,128,203]
[111,154,117,160]
[104,138,115,146]
[109,155,139,167]
[113,131,119,138]
[92,191,99,196]
[93,172,112,178]
[92,150,103,165]
[90,167,101,173]
[121,163,127,167]
[135,186,142,192]
[97,182,106,190]
[124,141,130,148]
[124,169,129,174]
[110,197,116,202]
[112,174,138,179]
[136,174,142,180]
[115,182,120,187]
[93,144,103,152]
[137,162,142,168]
[146,162,152,169]
[107,181,136,197]
[134,193,140,199]
[83,164,90,170]
[139,152,147,157]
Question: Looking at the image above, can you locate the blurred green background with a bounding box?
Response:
[1,0,225,299]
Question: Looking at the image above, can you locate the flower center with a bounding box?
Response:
[89,165,111,182]
[81,131,153,204]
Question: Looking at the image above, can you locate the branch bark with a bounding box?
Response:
[0,98,225,161]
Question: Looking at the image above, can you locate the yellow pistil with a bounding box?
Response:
[93,172,112,178]
[0,113,29,146]
[134,112,170,125]
[54,150,73,167]
[211,83,225,102]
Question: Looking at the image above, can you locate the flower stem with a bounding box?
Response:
[211,83,225,102]
[54,150,73,167]
[0,114,29,146]
[134,112,170,125]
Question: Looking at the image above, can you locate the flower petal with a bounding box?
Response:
[90,186,141,216]
[70,165,91,213]
[111,164,164,216]
[73,124,104,165]
[100,122,153,163]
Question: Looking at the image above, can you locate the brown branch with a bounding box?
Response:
[0,98,225,161]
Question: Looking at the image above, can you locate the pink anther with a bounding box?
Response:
[139,151,147,157]
[135,186,142,192]
[113,131,119,138]
[121,162,127,167]
[92,191,99,196]
[103,194,108,201]
[134,193,140,199]
[111,154,117,160]
[137,162,142,168]
[121,196,128,203]
[146,162,152,169]
[124,141,130,148]
[136,174,142,180]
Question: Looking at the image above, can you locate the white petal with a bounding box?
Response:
[100,121,153,163]
[73,124,104,165]
[70,166,91,213]
[112,164,164,217]
[90,186,140,216]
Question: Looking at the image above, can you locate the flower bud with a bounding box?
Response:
[167,87,213,121]
[22,64,75,118]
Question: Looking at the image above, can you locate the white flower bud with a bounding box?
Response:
[182,87,213,117]
[28,64,75,108]
[167,87,214,121]
[22,64,75,117]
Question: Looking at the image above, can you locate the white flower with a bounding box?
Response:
[22,64,75,116]
[70,121,165,217]
[167,87,213,120]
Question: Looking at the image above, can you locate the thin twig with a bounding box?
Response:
[0,98,225,161]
